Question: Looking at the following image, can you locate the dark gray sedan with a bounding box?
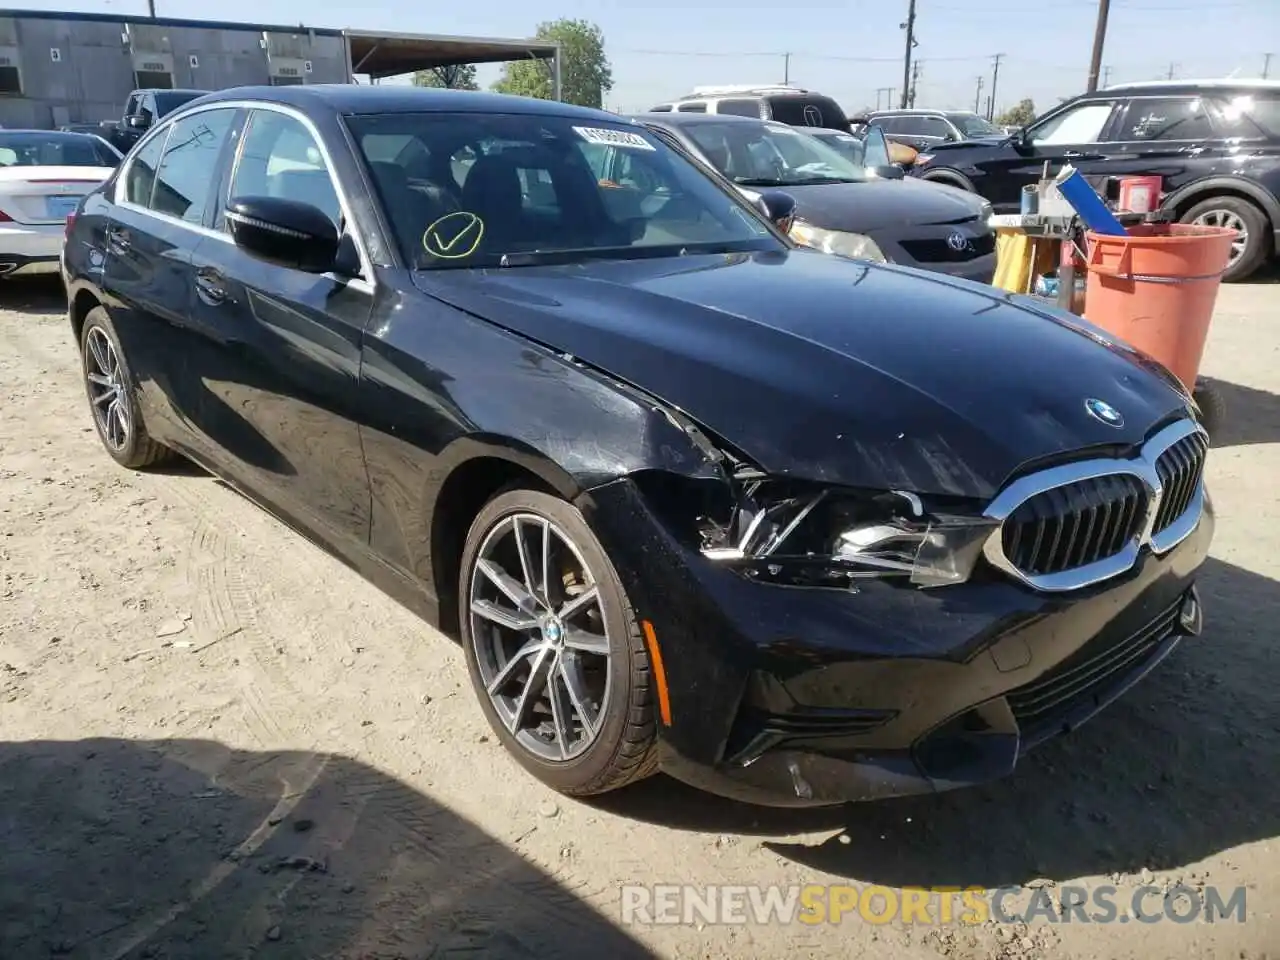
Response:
[633,112,996,284]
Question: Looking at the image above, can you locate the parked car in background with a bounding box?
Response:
[861,109,1008,153]
[65,85,1212,809]
[0,129,121,278]
[636,112,997,283]
[647,85,849,131]
[100,88,210,154]
[907,79,1280,281]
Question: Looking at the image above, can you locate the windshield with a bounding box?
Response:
[346,113,781,269]
[808,130,866,166]
[682,120,865,187]
[955,113,1002,137]
[0,132,118,167]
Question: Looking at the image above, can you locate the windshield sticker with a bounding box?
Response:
[422,211,485,260]
[573,126,656,151]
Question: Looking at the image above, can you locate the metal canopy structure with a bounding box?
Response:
[345,29,561,99]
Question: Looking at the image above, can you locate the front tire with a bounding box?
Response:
[1179,195,1270,283]
[459,488,658,797]
[80,306,173,469]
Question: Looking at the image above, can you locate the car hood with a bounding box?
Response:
[765,178,987,232]
[412,250,1190,499]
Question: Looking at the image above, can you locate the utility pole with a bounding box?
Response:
[783,52,791,85]
[989,53,1004,121]
[1264,53,1272,79]
[1086,0,1110,92]
[147,0,156,15]
[1167,62,1177,79]
[875,86,893,110]
[1102,64,1112,87]
[908,59,921,108]
[900,0,917,109]
[973,75,984,114]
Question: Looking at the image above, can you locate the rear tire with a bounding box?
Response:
[79,306,174,470]
[459,487,658,798]
[1179,195,1270,283]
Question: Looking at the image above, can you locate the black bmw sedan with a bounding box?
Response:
[63,85,1212,807]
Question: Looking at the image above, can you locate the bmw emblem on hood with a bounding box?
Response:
[1085,398,1124,427]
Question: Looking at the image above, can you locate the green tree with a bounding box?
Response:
[413,64,479,90]
[996,98,1036,128]
[492,19,612,107]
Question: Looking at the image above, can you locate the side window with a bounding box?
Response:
[124,94,139,117]
[870,117,898,134]
[648,104,673,112]
[1122,98,1215,141]
[1215,93,1280,138]
[915,117,954,138]
[677,101,707,113]
[1028,102,1116,145]
[715,98,762,118]
[230,110,342,228]
[139,95,155,123]
[151,108,236,223]
[124,129,168,207]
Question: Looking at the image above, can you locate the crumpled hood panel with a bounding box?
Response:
[412,249,1190,498]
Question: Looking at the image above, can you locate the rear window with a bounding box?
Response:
[0,132,118,167]
[766,96,849,130]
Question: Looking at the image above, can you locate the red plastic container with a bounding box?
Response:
[1117,176,1162,214]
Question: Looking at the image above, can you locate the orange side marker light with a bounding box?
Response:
[640,619,672,727]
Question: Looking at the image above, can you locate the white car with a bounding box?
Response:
[0,129,121,278]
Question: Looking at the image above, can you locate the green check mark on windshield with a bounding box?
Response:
[426,212,484,258]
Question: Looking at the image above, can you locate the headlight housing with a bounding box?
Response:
[979,199,993,220]
[698,481,997,588]
[790,222,888,263]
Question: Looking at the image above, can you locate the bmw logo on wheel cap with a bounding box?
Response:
[1085,398,1124,427]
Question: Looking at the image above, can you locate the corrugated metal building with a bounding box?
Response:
[0,9,561,129]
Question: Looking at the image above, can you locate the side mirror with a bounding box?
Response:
[225,196,339,273]
[125,114,150,130]
[867,164,905,180]
[757,189,797,234]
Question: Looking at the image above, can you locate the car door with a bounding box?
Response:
[971,97,1124,208]
[184,105,374,550]
[101,105,241,450]
[1095,95,1221,191]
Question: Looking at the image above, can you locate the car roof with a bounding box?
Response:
[631,111,775,128]
[869,109,978,117]
[148,88,209,96]
[0,127,105,138]
[1099,78,1280,94]
[189,85,627,122]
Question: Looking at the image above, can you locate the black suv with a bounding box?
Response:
[906,80,1280,281]
[860,109,1007,153]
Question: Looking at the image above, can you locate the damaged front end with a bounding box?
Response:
[637,440,1000,590]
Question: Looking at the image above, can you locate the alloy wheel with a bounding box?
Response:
[468,512,612,762]
[1191,208,1248,268]
[85,326,130,452]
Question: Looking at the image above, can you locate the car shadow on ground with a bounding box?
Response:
[0,276,66,315]
[1201,376,1280,448]
[0,737,653,959]
[597,556,1279,888]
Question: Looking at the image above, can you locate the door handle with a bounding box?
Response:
[1062,150,1088,159]
[105,226,130,254]
[195,265,227,305]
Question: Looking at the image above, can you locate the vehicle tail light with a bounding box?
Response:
[0,209,11,222]
[65,212,76,236]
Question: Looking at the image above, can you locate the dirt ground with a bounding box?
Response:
[1,270,1278,960]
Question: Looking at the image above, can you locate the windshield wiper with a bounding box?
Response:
[787,176,863,185]
[733,177,787,187]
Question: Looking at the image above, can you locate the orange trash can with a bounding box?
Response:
[1082,223,1237,390]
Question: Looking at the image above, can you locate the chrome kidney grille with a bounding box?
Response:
[984,419,1209,592]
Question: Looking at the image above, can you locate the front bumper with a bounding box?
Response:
[580,477,1213,807]
[0,223,65,277]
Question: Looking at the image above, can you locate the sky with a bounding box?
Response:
[19,0,1280,119]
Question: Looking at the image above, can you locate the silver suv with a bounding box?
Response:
[648,85,850,132]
